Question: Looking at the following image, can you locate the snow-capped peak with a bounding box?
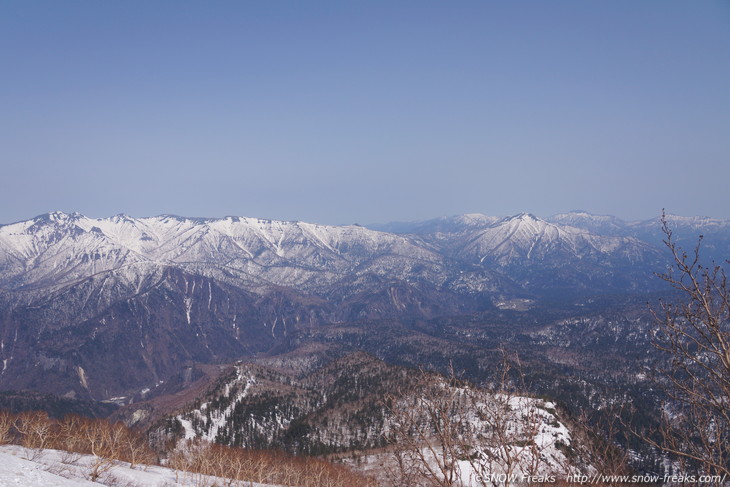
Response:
[37,211,83,224]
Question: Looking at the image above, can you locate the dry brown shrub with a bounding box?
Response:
[0,410,14,444]
[1,409,369,486]
[168,439,375,487]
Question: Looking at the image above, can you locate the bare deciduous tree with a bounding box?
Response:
[78,417,119,481]
[0,410,14,445]
[641,213,730,477]
[14,410,56,460]
[384,377,465,487]
[57,414,84,453]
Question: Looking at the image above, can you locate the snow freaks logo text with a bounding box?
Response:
[476,474,556,484]
[477,473,727,484]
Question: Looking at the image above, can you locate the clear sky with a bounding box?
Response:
[1,1,729,225]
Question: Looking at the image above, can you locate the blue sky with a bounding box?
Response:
[1,1,729,225]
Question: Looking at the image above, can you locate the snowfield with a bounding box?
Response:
[0,445,285,487]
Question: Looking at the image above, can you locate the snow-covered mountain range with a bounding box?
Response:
[0,210,670,297]
[0,210,725,401]
[0,211,438,296]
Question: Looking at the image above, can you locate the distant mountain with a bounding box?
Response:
[447,213,660,295]
[368,213,500,235]
[453,213,651,265]
[548,210,630,236]
[548,210,730,263]
[0,210,721,401]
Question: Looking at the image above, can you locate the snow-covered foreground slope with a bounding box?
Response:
[0,445,283,487]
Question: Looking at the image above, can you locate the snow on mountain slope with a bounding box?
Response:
[627,213,730,242]
[0,212,444,296]
[0,212,150,291]
[549,210,730,240]
[634,213,730,230]
[176,367,257,443]
[628,214,730,265]
[79,214,437,268]
[458,213,653,266]
[0,210,673,305]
